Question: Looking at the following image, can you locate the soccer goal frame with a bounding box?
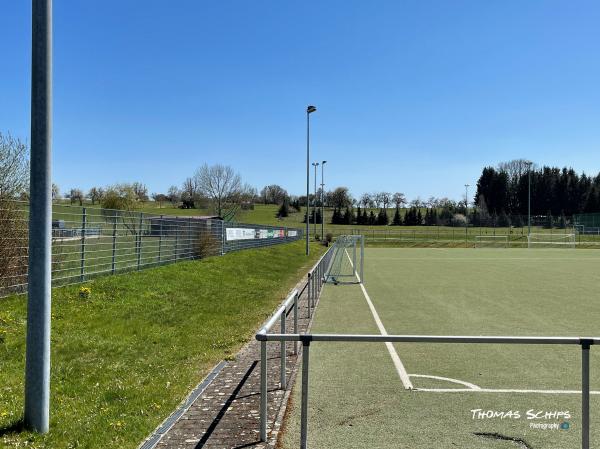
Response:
[473,235,509,248]
[324,235,364,284]
[527,233,576,249]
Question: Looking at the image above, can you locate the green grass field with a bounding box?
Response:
[0,240,324,449]
[282,248,600,448]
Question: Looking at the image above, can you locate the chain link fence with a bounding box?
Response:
[0,202,302,297]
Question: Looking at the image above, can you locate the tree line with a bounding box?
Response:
[475,159,600,217]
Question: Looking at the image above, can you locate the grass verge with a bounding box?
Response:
[0,240,324,449]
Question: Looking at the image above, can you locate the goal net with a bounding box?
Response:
[527,233,576,249]
[325,235,364,284]
[473,235,509,248]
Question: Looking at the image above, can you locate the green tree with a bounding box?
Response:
[392,207,402,225]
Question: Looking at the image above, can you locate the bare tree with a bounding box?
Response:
[88,186,104,205]
[181,177,199,207]
[167,185,181,206]
[426,196,437,208]
[360,193,371,209]
[380,192,392,210]
[194,164,247,219]
[409,197,425,208]
[101,184,143,234]
[132,182,149,202]
[152,193,168,208]
[373,192,384,208]
[393,192,407,209]
[69,188,84,206]
[0,132,29,199]
[52,183,60,200]
[0,132,29,293]
[260,184,288,204]
[329,187,352,209]
[497,159,532,185]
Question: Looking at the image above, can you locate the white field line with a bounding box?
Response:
[409,374,480,390]
[342,248,600,395]
[416,388,600,395]
[344,249,414,390]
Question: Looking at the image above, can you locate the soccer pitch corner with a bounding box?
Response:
[279,247,600,449]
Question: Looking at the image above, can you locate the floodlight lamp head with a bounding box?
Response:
[307,105,316,114]
[322,160,327,165]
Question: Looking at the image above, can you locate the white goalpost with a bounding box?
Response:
[527,233,576,249]
[473,235,509,248]
[325,235,364,284]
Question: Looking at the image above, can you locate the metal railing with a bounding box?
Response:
[0,201,303,297]
[255,245,334,442]
[256,331,597,449]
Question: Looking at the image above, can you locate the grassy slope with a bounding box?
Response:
[0,240,324,449]
[282,248,600,448]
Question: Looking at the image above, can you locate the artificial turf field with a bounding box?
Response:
[282,248,600,449]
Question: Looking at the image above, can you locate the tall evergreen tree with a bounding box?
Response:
[392,207,402,225]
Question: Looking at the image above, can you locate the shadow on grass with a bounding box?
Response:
[0,418,25,438]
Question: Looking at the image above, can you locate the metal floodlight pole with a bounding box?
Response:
[305,105,316,255]
[321,161,327,240]
[25,0,52,433]
[312,162,319,237]
[464,184,469,247]
[526,161,533,237]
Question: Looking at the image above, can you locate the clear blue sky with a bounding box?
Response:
[2,1,600,201]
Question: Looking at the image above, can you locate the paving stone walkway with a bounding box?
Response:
[141,273,318,449]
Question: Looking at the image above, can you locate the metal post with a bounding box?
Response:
[174,220,179,261]
[313,162,319,238]
[111,219,117,274]
[360,236,364,282]
[528,162,532,237]
[25,0,52,433]
[221,221,225,255]
[321,161,326,240]
[352,240,357,277]
[465,184,469,248]
[307,273,312,317]
[582,341,591,449]
[137,214,143,270]
[158,215,163,263]
[310,271,313,306]
[300,340,311,449]
[79,207,86,282]
[188,217,192,259]
[280,313,286,389]
[306,105,316,255]
[260,340,267,442]
[293,293,299,355]
[306,111,310,256]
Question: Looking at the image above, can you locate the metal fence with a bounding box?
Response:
[255,245,334,442]
[321,226,600,247]
[0,202,302,297]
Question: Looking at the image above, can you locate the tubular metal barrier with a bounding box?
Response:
[256,332,597,449]
[256,245,334,442]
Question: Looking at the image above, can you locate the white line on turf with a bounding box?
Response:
[409,374,480,390]
[343,247,600,395]
[344,249,414,390]
[415,388,600,394]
